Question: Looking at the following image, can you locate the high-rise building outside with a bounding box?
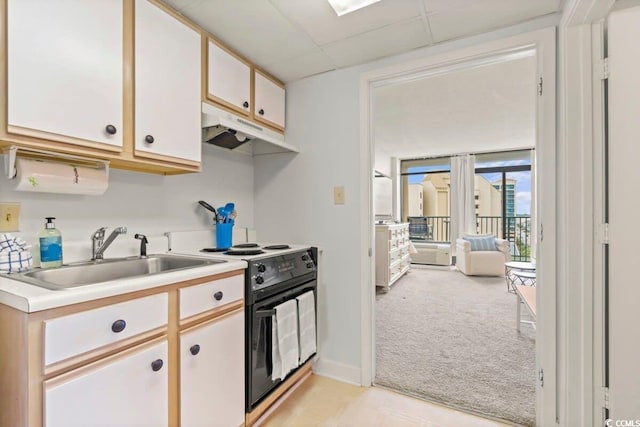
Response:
[492,178,517,218]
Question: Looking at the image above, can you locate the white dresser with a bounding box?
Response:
[375,223,411,291]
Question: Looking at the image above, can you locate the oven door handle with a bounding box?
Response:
[256,309,276,317]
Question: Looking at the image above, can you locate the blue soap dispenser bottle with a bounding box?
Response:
[39,217,63,268]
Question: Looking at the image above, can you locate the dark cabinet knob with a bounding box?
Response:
[145,135,154,144]
[151,359,164,372]
[213,291,223,301]
[105,124,117,135]
[243,101,249,108]
[256,276,264,285]
[257,264,266,273]
[111,319,126,333]
[190,344,201,356]
[258,109,265,116]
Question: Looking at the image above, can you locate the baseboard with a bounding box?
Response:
[312,357,361,386]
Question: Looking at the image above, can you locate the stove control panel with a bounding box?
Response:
[249,249,316,291]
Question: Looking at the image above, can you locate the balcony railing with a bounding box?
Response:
[408,215,531,261]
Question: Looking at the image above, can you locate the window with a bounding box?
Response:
[401,158,451,242]
[475,150,532,261]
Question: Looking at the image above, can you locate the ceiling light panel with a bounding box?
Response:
[272,0,422,46]
[327,0,381,16]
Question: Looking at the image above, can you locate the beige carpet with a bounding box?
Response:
[375,267,536,426]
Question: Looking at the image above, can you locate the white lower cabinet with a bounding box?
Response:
[180,309,245,427]
[44,339,169,427]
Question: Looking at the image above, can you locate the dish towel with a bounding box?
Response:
[296,291,316,363]
[271,299,299,381]
[0,233,32,273]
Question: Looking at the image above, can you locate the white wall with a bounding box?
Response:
[0,144,254,243]
[254,14,559,383]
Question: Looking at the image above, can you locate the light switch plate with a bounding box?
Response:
[0,203,20,232]
[334,186,345,205]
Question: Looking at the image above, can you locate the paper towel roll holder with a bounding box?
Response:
[3,145,110,180]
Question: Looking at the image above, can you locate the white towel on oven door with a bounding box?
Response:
[271,299,299,381]
[296,291,316,363]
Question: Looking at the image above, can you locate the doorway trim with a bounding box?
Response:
[359,27,556,426]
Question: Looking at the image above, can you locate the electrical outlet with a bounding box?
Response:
[334,186,345,205]
[0,203,21,232]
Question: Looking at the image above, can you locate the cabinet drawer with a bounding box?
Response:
[44,293,168,366]
[389,248,402,264]
[180,274,243,320]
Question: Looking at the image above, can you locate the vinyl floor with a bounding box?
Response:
[262,374,512,427]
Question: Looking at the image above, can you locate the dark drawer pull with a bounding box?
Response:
[105,124,117,135]
[145,135,154,144]
[243,101,249,108]
[190,344,201,356]
[111,319,126,333]
[258,109,265,116]
[213,291,223,301]
[151,359,164,372]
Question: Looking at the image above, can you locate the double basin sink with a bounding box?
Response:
[8,254,225,291]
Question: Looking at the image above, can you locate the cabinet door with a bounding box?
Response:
[254,70,285,131]
[180,309,244,427]
[207,40,251,116]
[45,340,168,427]
[135,0,201,163]
[7,0,123,149]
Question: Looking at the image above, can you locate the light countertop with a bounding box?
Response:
[0,257,247,313]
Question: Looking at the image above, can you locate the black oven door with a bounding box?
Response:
[247,279,317,411]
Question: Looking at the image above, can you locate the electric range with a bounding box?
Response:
[167,231,317,412]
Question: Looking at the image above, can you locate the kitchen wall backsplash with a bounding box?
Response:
[0,144,254,242]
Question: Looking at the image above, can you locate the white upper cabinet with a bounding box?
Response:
[7,0,123,149]
[254,70,286,131]
[134,0,201,164]
[207,39,252,116]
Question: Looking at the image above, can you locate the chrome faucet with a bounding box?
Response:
[91,226,127,260]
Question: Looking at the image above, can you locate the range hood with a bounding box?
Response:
[201,102,298,155]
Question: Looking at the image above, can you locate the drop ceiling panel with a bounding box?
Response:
[166,0,318,67]
[265,49,336,82]
[322,17,429,68]
[425,0,561,43]
[373,56,536,158]
[271,0,423,46]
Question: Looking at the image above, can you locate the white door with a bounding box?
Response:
[44,340,169,427]
[7,0,123,149]
[135,0,201,163]
[254,71,285,130]
[180,309,244,427]
[207,41,251,116]
[607,5,640,418]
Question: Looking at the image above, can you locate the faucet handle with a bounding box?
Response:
[91,227,107,241]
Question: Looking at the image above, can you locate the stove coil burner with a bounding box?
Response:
[263,245,291,250]
[232,243,260,249]
[200,248,227,252]
[224,249,265,256]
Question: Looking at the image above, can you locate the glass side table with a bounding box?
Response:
[505,261,536,293]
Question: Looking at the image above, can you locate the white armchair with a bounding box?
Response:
[456,237,511,276]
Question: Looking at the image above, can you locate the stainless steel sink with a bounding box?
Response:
[8,254,226,291]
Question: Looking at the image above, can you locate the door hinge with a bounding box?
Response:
[539,368,544,388]
[598,223,610,245]
[538,76,543,96]
[368,248,372,257]
[602,57,610,80]
[540,224,543,242]
[603,387,610,410]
